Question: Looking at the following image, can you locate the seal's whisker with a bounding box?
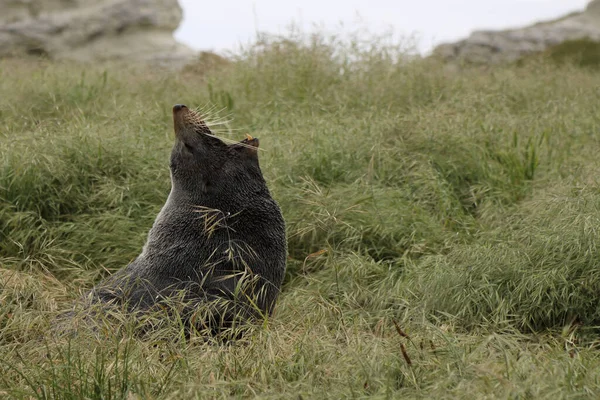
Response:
[204,119,234,127]
[193,103,220,114]
[193,104,229,121]
[199,133,266,151]
[209,127,244,132]
[203,112,234,122]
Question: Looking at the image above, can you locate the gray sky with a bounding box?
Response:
[175,0,589,54]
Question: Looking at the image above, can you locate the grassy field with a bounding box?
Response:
[1,33,600,398]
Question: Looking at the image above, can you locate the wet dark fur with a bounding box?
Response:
[88,105,287,334]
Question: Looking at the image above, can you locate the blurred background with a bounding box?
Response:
[0,0,597,65]
[175,0,589,54]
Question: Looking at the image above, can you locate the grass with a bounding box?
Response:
[1,31,600,398]
[518,38,600,70]
[544,39,600,69]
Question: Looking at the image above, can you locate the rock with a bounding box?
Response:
[434,0,600,64]
[0,0,196,66]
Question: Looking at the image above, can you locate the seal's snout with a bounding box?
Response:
[172,104,189,136]
[173,104,188,113]
[172,104,211,138]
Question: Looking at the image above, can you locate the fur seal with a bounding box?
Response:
[89,104,287,333]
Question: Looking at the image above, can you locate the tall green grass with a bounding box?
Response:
[1,31,600,398]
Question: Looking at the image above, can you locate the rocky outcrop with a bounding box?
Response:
[434,0,600,64]
[0,0,196,65]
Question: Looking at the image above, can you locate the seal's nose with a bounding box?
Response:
[173,104,187,113]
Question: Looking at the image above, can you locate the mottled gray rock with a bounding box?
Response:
[0,0,196,65]
[434,0,600,64]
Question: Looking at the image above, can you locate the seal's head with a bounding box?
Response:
[170,104,265,197]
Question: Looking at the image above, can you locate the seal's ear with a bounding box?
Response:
[233,134,259,160]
